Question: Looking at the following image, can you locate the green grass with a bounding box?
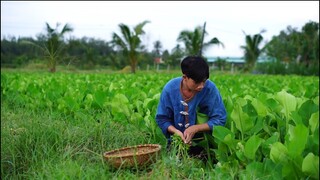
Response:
[2,68,318,179]
[1,102,218,179]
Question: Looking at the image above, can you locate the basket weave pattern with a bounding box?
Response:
[103,144,161,168]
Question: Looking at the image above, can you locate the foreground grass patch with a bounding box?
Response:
[1,103,214,179]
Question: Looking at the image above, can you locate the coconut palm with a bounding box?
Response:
[241,29,267,71]
[153,40,163,57]
[171,44,185,65]
[111,20,150,73]
[22,22,73,72]
[44,22,73,72]
[177,25,224,56]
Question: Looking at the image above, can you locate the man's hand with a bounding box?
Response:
[168,125,187,143]
[183,125,198,144]
[184,123,210,144]
[175,130,187,144]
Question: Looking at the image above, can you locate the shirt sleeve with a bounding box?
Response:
[155,88,174,138]
[199,83,227,131]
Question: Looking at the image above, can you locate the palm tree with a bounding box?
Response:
[153,40,163,57]
[171,44,185,66]
[22,22,73,72]
[177,25,224,56]
[241,29,267,71]
[111,20,150,73]
[45,22,73,72]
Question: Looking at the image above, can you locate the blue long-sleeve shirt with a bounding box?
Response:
[155,77,227,139]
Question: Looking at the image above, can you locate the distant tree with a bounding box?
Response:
[106,51,126,70]
[22,22,73,72]
[265,20,319,67]
[152,40,163,57]
[170,44,185,68]
[215,57,228,71]
[265,26,300,63]
[241,29,267,71]
[111,20,150,73]
[177,25,224,56]
[1,36,40,67]
[136,50,153,70]
[161,49,171,70]
[300,21,319,66]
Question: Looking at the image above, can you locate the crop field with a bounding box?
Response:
[1,71,319,179]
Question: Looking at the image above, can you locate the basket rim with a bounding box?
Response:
[103,144,161,158]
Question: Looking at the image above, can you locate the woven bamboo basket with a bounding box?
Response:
[103,144,161,168]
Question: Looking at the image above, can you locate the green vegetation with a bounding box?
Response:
[1,20,318,75]
[21,22,74,73]
[1,71,318,179]
[241,29,267,71]
[177,23,224,56]
[111,20,150,73]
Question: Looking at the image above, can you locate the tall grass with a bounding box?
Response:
[1,103,142,178]
[1,102,214,179]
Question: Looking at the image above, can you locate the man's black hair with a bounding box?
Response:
[181,56,209,83]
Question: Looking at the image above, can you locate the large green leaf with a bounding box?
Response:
[247,116,264,135]
[130,112,143,123]
[110,103,130,119]
[275,90,297,120]
[309,111,319,134]
[265,98,280,110]
[313,96,319,106]
[213,126,235,149]
[65,96,78,110]
[196,111,208,124]
[302,153,319,179]
[290,111,303,125]
[286,124,309,158]
[231,99,254,135]
[261,132,280,157]
[251,98,268,117]
[270,142,288,164]
[244,135,263,160]
[239,159,282,180]
[114,93,129,104]
[93,90,107,108]
[298,100,319,126]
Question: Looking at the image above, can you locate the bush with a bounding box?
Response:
[255,61,319,76]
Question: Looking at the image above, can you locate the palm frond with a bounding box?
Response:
[60,23,74,35]
[45,22,55,34]
[20,40,45,52]
[112,33,128,51]
[134,20,150,35]
[119,24,132,46]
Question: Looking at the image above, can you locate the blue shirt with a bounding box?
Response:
[155,77,227,139]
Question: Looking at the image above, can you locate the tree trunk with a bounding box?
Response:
[131,64,135,73]
[130,57,136,73]
[49,66,56,73]
[49,60,56,73]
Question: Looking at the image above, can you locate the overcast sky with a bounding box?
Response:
[1,1,319,57]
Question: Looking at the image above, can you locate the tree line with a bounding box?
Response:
[1,20,319,75]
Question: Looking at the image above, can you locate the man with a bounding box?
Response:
[155,55,227,158]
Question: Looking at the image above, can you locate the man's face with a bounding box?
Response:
[184,76,206,92]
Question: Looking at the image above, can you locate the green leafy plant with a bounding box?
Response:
[170,134,190,161]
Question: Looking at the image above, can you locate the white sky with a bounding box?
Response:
[1,1,319,57]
